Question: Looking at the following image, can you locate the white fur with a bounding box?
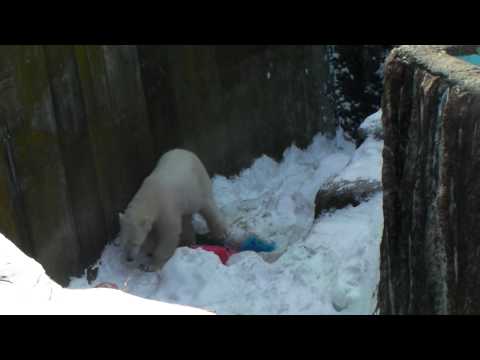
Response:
[118,149,227,272]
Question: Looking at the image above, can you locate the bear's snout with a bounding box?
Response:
[126,257,134,262]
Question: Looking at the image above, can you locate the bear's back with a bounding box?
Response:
[156,149,199,168]
[148,149,212,208]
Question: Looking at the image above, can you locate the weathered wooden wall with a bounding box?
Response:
[0,45,344,285]
[0,45,155,285]
[137,45,337,176]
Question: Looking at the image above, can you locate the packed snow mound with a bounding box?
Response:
[70,123,384,315]
[0,234,212,315]
[332,136,383,184]
[197,130,357,253]
[357,110,383,142]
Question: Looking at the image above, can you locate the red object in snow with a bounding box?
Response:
[95,282,119,289]
[190,245,235,265]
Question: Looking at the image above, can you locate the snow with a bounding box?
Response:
[0,109,384,315]
[359,109,382,135]
[334,137,383,184]
[68,118,384,315]
[0,233,212,315]
[357,109,384,153]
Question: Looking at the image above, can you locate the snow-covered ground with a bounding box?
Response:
[69,111,384,315]
[0,233,212,315]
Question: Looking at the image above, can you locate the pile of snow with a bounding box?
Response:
[0,233,212,315]
[69,118,384,315]
[357,110,383,142]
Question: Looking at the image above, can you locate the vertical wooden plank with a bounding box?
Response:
[75,45,154,241]
[102,46,155,204]
[0,135,20,244]
[43,45,108,271]
[0,46,29,253]
[11,45,80,285]
[74,45,121,241]
[166,46,229,175]
[137,45,181,160]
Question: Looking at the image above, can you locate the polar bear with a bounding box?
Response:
[117,149,227,272]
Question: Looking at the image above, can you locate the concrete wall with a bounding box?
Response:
[378,45,480,314]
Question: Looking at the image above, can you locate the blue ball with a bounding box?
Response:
[239,235,276,253]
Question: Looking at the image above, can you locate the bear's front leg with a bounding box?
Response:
[142,227,158,257]
[142,221,181,272]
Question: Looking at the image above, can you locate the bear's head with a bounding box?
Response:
[118,212,153,263]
